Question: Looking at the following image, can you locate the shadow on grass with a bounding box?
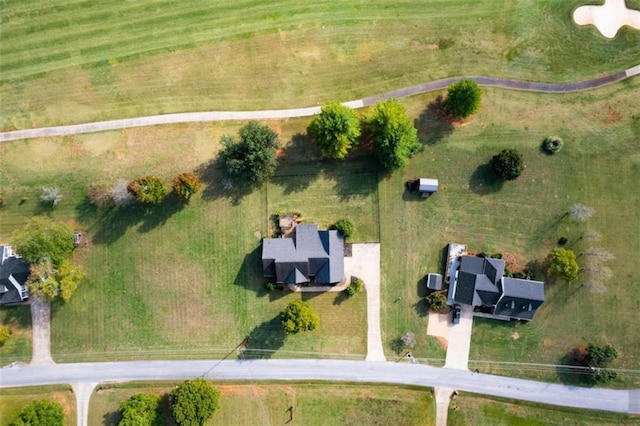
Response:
[389,336,405,355]
[81,194,187,245]
[102,409,120,426]
[333,290,350,306]
[414,97,454,147]
[274,132,323,194]
[0,304,32,328]
[413,298,429,318]
[196,158,253,206]
[557,347,594,386]
[243,317,287,359]
[234,246,289,302]
[469,163,504,195]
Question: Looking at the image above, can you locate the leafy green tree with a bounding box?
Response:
[280,300,320,334]
[12,400,64,426]
[367,99,420,170]
[220,121,280,187]
[548,247,579,282]
[333,218,355,239]
[0,326,12,345]
[308,101,361,159]
[11,217,74,267]
[170,379,221,426]
[490,148,524,181]
[119,393,163,426]
[584,343,618,383]
[426,292,447,311]
[26,259,84,303]
[172,172,202,201]
[442,79,482,119]
[127,176,168,205]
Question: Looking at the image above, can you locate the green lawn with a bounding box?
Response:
[448,393,638,425]
[0,305,31,364]
[89,381,434,426]
[1,0,639,128]
[0,77,638,380]
[0,385,76,426]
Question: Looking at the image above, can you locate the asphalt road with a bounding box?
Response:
[1,359,638,415]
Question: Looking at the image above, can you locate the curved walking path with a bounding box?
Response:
[1,65,639,143]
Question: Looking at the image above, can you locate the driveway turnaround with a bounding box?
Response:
[344,243,385,361]
[1,65,639,143]
[2,359,638,415]
[444,304,474,370]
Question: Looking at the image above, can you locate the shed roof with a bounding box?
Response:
[418,178,439,193]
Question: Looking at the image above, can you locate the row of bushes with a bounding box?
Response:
[88,172,202,208]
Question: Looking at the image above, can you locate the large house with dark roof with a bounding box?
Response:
[447,250,544,321]
[262,224,344,285]
[0,245,30,305]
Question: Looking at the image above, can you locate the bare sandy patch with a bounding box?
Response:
[542,338,552,347]
[574,0,640,39]
[427,311,451,346]
[511,331,520,340]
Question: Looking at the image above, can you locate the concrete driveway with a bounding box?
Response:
[344,243,385,361]
[443,304,474,370]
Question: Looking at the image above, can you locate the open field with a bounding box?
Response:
[89,381,434,426]
[0,78,638,379]
[1,0,640,129]
[0,385,76,426]
[448,393,638,425]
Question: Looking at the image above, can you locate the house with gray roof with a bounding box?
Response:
[262,224,344,285]
[447,250,544,321]
[0,245,30,305]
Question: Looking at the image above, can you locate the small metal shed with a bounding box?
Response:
[426,273,443,291]
[418,178,439,195]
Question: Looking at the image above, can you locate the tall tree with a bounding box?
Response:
[584,343,618,383]
[26,259,84,303]
[548,247,579,283]
[11,217,74,267]
[280,300,320,334]
[170,379,221,426]
[220,121,280,186]
[119,393,163,426]
[490,148,524,181]
[442,79,482,119]
[308,101,361,159]
[13,400,64,426]
[367,99,420,170]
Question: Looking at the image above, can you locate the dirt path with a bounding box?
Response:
[30,296,54,365]
[1,66,638,143]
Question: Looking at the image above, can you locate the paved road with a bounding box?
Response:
[1,64,639,143]
[1,359,638,415]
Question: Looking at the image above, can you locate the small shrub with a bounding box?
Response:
[0,326,12,345]
[344,277,364,297]
[490,253,502,259]
[40,187,63,206]
[128,176,168,205]
[490,148,524,181]
[558,237,568,246]
[172,172,202,201]
[333,218,355,239]
[111,180,135,207]
[265,282,275,292]
[426,292,447,311]
[543,136,564,154]
[20,196,29,205]
[87,182,114,209]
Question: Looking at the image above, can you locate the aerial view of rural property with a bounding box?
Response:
[1,1,639,425]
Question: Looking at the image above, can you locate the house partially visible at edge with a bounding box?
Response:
[446,244,544,321]
[262,224,344,285]
[0,245,30,305]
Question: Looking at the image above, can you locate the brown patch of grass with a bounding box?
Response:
[435,336,448,350]
[542,338,552,347]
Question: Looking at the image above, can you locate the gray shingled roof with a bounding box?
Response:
[0,245,30,305]
[262,224,344,285]
[453,256,502,306]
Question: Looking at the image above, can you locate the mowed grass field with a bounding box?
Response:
[0,385,76,426]
[0,78,638,377]
[2,0,640,128]
[89,382,434,426]
[448,393,637,425]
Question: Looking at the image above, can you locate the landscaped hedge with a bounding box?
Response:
[543,136,564,154]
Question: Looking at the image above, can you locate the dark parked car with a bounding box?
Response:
[452,304,461,324]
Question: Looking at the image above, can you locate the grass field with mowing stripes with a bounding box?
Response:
[1,0,639,129]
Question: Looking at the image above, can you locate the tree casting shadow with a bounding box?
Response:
[196,158,253,206]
